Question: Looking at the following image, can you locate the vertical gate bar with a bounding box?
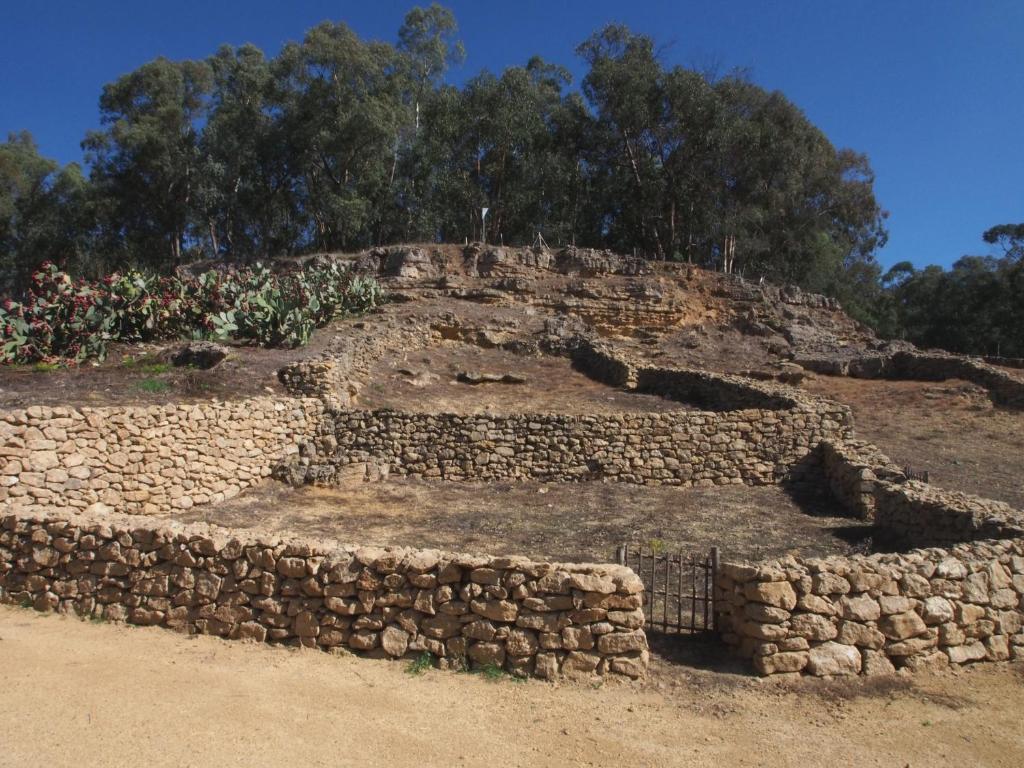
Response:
[677,551,683,632]
[645,546,654,630]
[666,555,672,633]
[710,546,720,633]
[660,552,665,631]
[703,555,710,630]
[690,558,697,632]
[663,553,669,633]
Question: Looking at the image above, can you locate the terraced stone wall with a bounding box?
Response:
[818,438,1024,545]
[286,338,852,489]
[297,400,851,487]
[0,399,323,517]
[716,539,1024,676]
[819,439,907,519]
[872,482,1024,548]
[0,510,649,679]
[797,350,1024,409]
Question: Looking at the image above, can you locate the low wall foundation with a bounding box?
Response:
[0,510,650,679]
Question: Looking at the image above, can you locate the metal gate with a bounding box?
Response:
[616,544,718,635]
[903,465,931,483]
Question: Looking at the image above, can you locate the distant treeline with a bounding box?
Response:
[875,224,1024,358]
[0,5,1019,356]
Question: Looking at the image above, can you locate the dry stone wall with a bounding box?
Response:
[797,349,1024,409]
[279,320,439,403]
[873,482,1024,548]
[716,539,1024,676]
[727,436,1024,677]
[818,438,1024,545]
[819,439,907,519]
[0,399,323,517]
[0,509,649,679]
[286,338,852,489]
[295,402,851,488]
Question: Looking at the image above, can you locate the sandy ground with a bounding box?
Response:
[1,605,1023,768]
[801,376,1024,510]
[175,480,868,563]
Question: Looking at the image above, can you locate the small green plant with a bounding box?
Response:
[136,377,170,393]
[647,538,666,555]
[405,651,434,676]
[471,662,526,683]
[480,662,506,681]
[122,353,167,372]
[19,596,33,609]
[32,361,60,373]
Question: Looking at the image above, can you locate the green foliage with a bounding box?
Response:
[470,662,526,683]
[20,7,1024,356]
[135,377,170,393]
[982,223,1024,261]
[0,261,384,364]
[0,132,90,293]
[1,9,890,297]
[878,229,1024,357]
[405,651,434,675]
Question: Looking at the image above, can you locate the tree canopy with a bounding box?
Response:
[1,8,888,283]
[6,5,1013,359]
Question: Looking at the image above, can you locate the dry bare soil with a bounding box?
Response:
[1,606,1022,768]
[801,375,1024,510]
[177,480,867,563]
[358,342,693,415]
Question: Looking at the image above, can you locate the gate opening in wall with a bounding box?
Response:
[616,544,718,635]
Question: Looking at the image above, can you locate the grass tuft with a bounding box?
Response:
[405,651,434,676]
[136,377,170,393]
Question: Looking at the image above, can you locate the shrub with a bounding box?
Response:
[0,261,385,363]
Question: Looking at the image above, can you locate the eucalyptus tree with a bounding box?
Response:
[199,44,303,259]
[0,131,90,291]
[83,57,212,269]
[272,22,406,251]
[577,25,669,257]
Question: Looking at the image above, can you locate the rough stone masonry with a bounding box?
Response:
[0,509,649,678]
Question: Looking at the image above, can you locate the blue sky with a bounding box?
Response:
[2,1,1022,270]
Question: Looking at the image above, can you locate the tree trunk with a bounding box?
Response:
[669,198,676,261]
[208,220,220,258]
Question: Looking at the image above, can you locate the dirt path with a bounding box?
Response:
[2,606,1022,768]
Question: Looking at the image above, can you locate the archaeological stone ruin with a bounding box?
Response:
[2,244,1023,680]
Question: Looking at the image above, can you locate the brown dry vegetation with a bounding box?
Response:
[801,375,1024,510]
[1,606,1022,768]
[175,479,867,564]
